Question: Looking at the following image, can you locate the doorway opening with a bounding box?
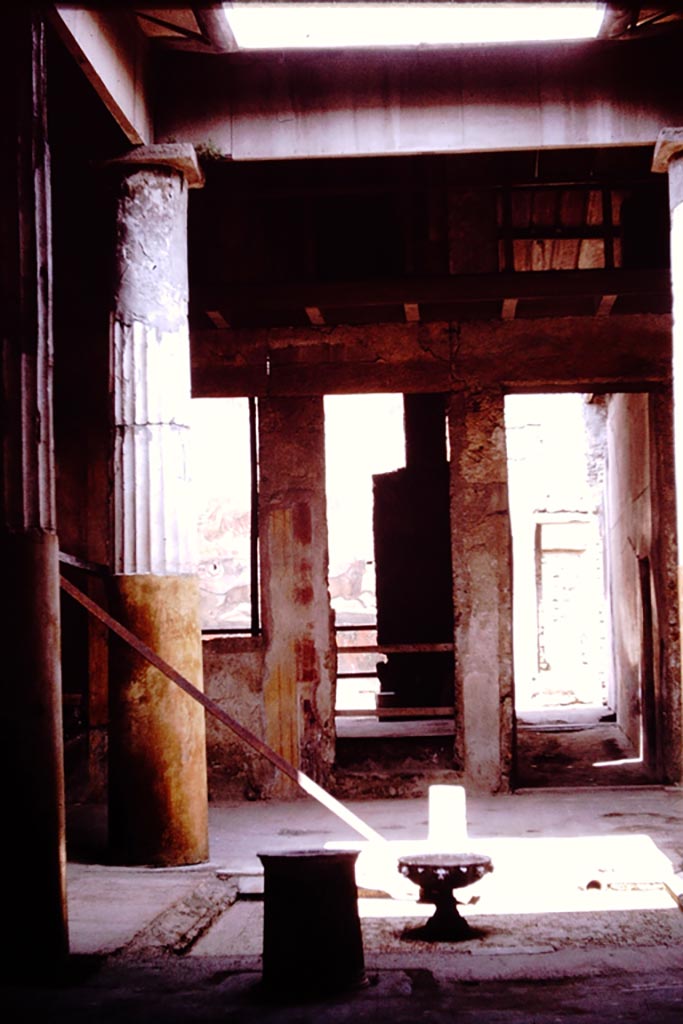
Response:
[324,392,455,749]
[505,392,655,787]
[324,393,403,729]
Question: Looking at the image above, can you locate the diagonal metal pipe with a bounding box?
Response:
[60,573,386,846]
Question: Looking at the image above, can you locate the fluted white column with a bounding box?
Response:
[109,147,203,575]
[106,146,209,866]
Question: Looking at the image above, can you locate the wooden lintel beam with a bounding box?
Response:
[200,268,670,313]
[50,4,152,144]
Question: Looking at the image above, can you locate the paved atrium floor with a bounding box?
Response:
[6,787,683,1022]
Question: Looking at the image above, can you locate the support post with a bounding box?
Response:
[106,145,209,865]
[449,389,514,792]
[651,130,683,784]
[258,396,336,797]
[653,130,683,617]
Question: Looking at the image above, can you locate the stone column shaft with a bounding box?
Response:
[259,396,336,798]
[106,147,209,865]
[449,389,514,793]
[0,10,68,968]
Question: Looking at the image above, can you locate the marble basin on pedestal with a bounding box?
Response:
[398,852,493,941]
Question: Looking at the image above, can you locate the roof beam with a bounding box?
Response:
[196,269,670,314]
[193,3,239,53]
[190,314,671,398]
[50,4,152,144]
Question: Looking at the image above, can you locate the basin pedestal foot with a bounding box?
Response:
[403,892,479,942]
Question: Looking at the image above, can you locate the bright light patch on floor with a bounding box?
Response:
[328,834,678,915]
[224,3,605,50]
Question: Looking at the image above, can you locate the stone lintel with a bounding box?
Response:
[652,127,683,173]
[104,143,205,188]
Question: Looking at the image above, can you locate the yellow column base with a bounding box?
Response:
[108,573,209,866]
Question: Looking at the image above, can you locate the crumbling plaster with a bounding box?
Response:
[203,637,269,799]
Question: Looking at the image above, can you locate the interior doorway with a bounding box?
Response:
[324,393,404,723]
[505,392,656,787]
[324,392,455,750]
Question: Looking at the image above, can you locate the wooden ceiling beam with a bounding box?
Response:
[196,268,670,314]
[193,3,239,53]
[598,3,640,39]
[50,4,152,144]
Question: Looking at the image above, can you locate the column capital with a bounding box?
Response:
[652,127,683,174]
[104,143,205,188]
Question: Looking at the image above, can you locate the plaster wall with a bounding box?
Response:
[202,637,270,799]
[605,391,681,779]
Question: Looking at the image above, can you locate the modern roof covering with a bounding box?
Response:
[222,3,606,50]
[130,4,683,53]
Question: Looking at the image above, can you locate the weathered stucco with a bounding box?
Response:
[258,396,336,796]
[112,166,189,331]
[110,162,198,576]
[450,389,514,792]
[203,636,270,799]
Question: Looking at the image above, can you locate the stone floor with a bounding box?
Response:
[515,717,652,787]
[5,787,683,1021]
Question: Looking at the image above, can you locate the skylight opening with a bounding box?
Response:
[224,3,606,51]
